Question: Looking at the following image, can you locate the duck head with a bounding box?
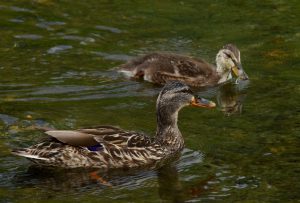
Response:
[216,44,248,83]
[156,81,215,130]
[157,82,216,110]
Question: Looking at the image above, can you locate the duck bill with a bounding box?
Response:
[191,97,216,108]
[232,63,249,80]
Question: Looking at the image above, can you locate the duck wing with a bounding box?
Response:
[12,126,155,168]
[46,125,153,148]
[45,130,98,146]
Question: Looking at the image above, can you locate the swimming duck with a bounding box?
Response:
[117,44,248,87]
[12,82,215,169]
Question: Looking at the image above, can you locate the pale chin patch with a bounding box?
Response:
[118,69,136,78]
[218,71,232,84]
[143,75,152,82]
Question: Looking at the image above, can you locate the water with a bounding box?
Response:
[0,0,299,202]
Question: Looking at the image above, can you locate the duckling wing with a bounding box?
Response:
[152,71,217,87]
[171,58,216,77]
[151,56,219,86]
[118,53,214,76]
[151,71,194,85]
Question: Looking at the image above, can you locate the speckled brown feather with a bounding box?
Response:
[12,125,166,169]
[12,82,213,170]
[118,53,220,87]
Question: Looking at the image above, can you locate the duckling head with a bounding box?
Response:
[216,44,248,83]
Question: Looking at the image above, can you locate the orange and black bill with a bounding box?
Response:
[191,97,216,108]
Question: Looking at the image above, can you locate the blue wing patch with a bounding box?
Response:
[87,144,103,151]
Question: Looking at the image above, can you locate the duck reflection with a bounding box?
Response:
[13,165,153,190]
[12,162,215,201]
[157,164,185,203]
[13,166,107,191]
[157,164,215,202]
[216,82,248,116]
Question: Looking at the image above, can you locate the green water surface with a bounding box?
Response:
[0,0,299,202]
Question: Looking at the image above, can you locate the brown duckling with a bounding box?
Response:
[117,44,248,87]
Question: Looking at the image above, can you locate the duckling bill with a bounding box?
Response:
[117,44,248,87]
[12,82,215,169]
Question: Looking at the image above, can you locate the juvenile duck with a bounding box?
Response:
[117,44,248,87]
[12,82,215,169]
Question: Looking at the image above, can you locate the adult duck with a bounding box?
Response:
[12,82,215,169]
[117,44,248,87]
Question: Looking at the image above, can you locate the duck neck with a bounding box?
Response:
[216,64,232,84]
[155,105,184,150]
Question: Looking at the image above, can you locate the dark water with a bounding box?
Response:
[0,0,299,202]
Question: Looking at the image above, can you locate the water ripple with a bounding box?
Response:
[47,45,73,54]
[92,51,133,61]
[95,25,123,33]
[10,6,33,13]
[0,81,160,102]
[0,83,33,87]
[177,148,204,171]
[9,18,24,23]
[36,21,66,31]
[30,85,95,95]
[0,114,18,126]
[14,34,43,40]
[61,35,95,45]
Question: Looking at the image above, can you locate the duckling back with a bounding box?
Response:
[117,53,219,87]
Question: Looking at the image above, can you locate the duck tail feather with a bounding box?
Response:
[11,148,49,161]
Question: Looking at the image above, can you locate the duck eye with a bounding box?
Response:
[181,89,193,94]
[225,53,231,58]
